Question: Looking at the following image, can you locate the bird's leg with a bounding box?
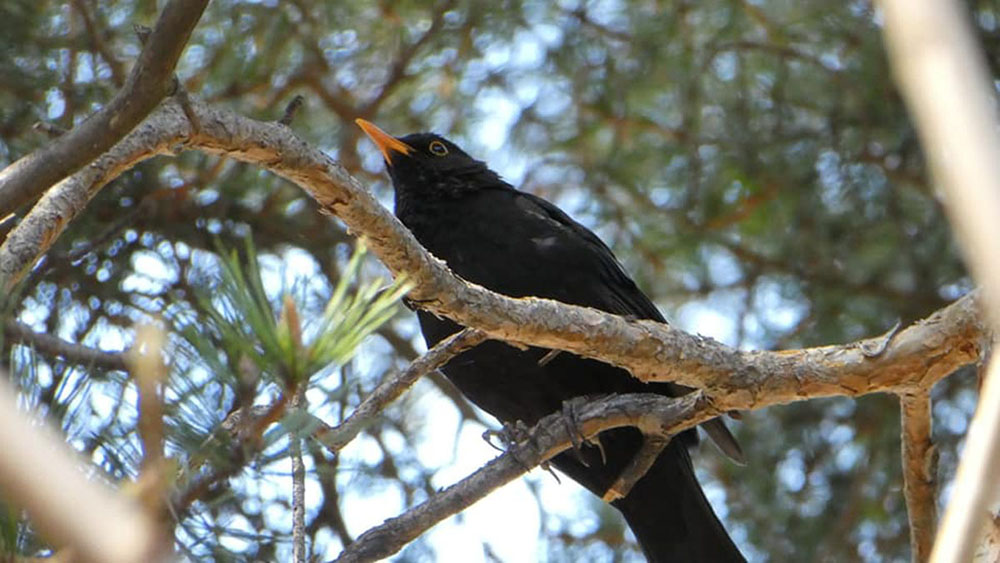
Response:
[482,420,532,451]
[602,434,671,503]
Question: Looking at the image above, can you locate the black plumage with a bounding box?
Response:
[357,119,745,562]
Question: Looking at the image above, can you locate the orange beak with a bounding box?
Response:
[355,119,414,162]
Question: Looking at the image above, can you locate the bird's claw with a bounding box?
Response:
[560,398,606,467]
[482,420,540,474]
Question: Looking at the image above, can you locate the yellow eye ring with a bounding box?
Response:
[429,140,449,156]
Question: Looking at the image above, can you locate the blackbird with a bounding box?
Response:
[357,119,745,562]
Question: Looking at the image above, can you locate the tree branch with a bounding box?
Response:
[0,99,984,411]
[879,1,1000,561]
[291,385,308,563]
[315,328,486,453]
[900,390,937,562]
[0,0,208,218]
[331,391,719,563]
[4,319,129,371]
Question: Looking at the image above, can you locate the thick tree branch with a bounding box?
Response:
[0,0,208,218]
[879,1,1000,561]
[0,99,984,410]
[900,390,937,562]
[332,391,719,563]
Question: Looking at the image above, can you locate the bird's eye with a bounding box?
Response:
[428,141,449,156]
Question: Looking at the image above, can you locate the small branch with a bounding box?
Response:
[174,395,290,513]
[601,434,669,502]
[899,390,937,562]
[0,374,164,562]
[280,95,306,126]
[332,392,718,563]
[4,319,129,371]
[290,386,308,563]
[315,328,486,453]
[0,0,208,217]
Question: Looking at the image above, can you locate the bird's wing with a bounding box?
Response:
[513,190,745,464]
[513,191,668,322]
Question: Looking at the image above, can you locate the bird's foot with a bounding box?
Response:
[559,397,606,467]
[483,421,560,479]
[482,420,533,451]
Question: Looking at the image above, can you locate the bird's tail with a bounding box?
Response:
[613,440,745,562]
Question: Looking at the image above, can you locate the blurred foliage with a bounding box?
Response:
[2,0,997,561]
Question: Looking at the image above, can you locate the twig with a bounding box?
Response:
[899,390,937,562]
[4,319,129,371]
[290,385,308,563]
[0,0,208,217]
[879,1,1000,561]
[174,395,290,512]
[315,328,486,453]
[332,392,718,563]
[280,95,306,126]
[0,374,163,562]
[601,434,669,502]
[32,122,66,139]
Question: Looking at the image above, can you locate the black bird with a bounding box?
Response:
[357,119,746,562]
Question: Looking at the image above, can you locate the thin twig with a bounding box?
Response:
[315,328,487,453]
[280,95,306,126]
[291,385,308,563]
[899,390,937,562]
[174,395,290,512]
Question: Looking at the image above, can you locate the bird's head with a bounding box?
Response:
[355,119,507,207]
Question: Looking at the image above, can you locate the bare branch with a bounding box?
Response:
[900,390,937,562]
[332,392,718,563]
[291,386,308,563]
[879,1,1000,561]
[315,328,487,453]
[0,100,983,412]
[4,319,128,371]
[0,374,164,562]
[601,434,669,502]
[0,0,208,217]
